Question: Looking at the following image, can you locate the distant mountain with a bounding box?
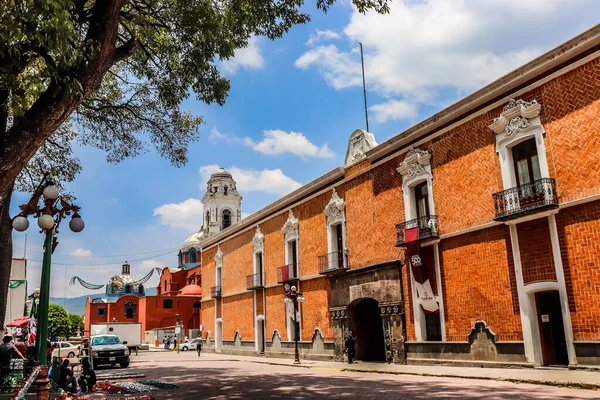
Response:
[50,287,157,316]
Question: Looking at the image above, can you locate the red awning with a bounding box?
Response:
[6,316,29,327]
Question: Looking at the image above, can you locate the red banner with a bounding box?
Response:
[405,227,438,312]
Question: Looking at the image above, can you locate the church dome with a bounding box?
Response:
[210,167,232,180]
[181,231,203,251]
[179,284,202,296]
[106,273,137,294]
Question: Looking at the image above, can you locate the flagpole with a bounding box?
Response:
[360,42,369,132]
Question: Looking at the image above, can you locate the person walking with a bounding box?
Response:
[344,331,356,364]
[77,358,97,393]
[166,336,171,350]
[196,338,202,357]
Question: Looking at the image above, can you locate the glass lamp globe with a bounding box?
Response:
[290,285,297,292]
[12,216,29,232]
[37,214,55,230]
[25,299,32,306]
[42,185,59,200]
[35,299,39,305]
[69,216,85,233]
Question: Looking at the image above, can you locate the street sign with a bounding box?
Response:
[175,327,181,334]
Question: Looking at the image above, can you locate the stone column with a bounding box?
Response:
[330,306,348,362]
[380,302,406,364]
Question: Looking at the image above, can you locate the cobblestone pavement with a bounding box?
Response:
[78,351,600,399]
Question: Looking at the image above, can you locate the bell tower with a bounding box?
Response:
[201,167,242,236]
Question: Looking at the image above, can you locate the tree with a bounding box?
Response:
[68,313,85,338]
[48,303,70,339]
[0,0,390,327]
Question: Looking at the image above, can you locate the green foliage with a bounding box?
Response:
[47,303,70,339]
[0,0,390,170]
[68,313,84,338]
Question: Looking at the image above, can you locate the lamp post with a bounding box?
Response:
[175,313,179,353]
[284,285,305,364]
[12,177,84,365]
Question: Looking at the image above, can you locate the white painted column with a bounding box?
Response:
[508,224,539,364]
[433,243,447,341]
[409,265,426,341]
[547,214,577,365]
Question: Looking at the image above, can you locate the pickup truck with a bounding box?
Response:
[90,334,130,369]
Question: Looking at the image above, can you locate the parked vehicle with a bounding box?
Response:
[180,338,199,351]
[90,335,130,369]
[51,342,79,359]
[91,323,141,348]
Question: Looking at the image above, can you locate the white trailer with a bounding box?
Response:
[90,323,142,348]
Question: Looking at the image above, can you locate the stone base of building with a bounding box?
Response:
[574,342,600,366]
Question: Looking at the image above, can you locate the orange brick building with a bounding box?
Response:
[84,260,202,343]
[196,25,600,368]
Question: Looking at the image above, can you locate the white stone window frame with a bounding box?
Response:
[397,148,446,342]
[489,99,550,190]
[490,99,576,366]
[251,225,267,353]
[282,209,302,341]
[214,245,223,289]
[324,188,347,269]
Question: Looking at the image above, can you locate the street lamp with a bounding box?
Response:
[284,285,305,364]
[12,177,84,365]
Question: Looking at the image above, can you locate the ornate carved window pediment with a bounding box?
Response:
[282,210,299,241]
[324,188,345,225]
[252,225,264,253]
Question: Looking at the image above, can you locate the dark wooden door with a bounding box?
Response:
[535,291,568,365]
[335,224,344,268]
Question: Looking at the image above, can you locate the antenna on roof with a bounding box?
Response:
[360,42,370,133]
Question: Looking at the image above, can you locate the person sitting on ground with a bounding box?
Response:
[59,359,77,393]
[77,358,97,393]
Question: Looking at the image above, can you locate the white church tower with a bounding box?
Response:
[201,167,242,236]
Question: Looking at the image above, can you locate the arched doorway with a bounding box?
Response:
[349,298,385,361]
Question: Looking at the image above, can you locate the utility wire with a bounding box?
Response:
[27,249,178,267]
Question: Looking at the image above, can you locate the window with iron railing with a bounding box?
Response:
[318,249,349,274]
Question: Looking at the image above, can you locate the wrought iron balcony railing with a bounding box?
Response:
[492,178,558,221]
[277,263,299,284]
[246,273,265,290]
[318,249,349,275]
[395,215,439,247]
[211,286,222,298]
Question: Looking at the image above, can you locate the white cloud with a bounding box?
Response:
[306,29,341,46]
[153,198,204,232]
[295,44,362,90]
[209,127,334,158]
[222,36,264,75]
[370,100,418,123]
[251,130,335,158]
[295,0,600,115]
[70,248,93,257]
[200,165,302,196]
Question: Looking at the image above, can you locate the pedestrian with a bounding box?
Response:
[344,331,356,364]
[166,336,171,350]
[162,337,167,350]
[0,336,26,386]
[58,359,77,393]
[196,338,202,357]
[77,358,97,393]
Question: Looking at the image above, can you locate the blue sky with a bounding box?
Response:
[10,0,600,297]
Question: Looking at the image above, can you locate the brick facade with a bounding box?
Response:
[198,30,600,366]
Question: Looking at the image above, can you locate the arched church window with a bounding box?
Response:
[190,250,197,264]
[222,209,232,229]
[224,185,228,195]
[163,299,173,309]
[206,211,210,223]
[164,280,167,292]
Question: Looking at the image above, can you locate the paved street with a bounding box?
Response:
[84,351,600,399]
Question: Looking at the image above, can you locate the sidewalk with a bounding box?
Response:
[202,352,600,390]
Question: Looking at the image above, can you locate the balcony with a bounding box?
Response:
[211,286,222,298]
[395,215,439,247]
[319,249,349,275]
[277,263,299,284]
[492,178,558,221]
[246,273,265,290]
